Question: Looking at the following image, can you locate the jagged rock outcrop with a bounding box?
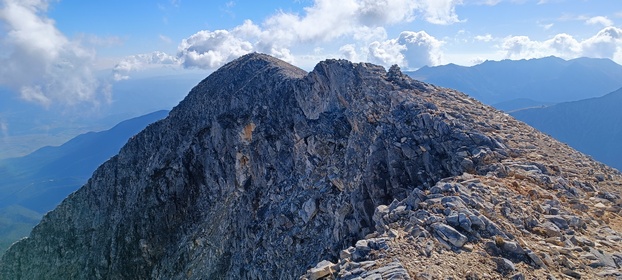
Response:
[2,53,621,280]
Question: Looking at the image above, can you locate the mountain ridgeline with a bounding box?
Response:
[0,110,169,213]
[408,56,622,109]
[1,54,621,279]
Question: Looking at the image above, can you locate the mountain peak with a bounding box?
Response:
[2,54,621,280]
[224,52,306,75]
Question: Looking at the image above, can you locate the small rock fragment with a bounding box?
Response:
[562,269,581,279]
[509,272,525,280]
[431,223,468,248]
[494,257,516,275]
[307,260,337,280]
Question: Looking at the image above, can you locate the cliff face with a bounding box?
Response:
[2,54,621,280]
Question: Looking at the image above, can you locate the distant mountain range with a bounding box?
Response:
[407,56,622,109]
[0,110,168,255]
[511,87,622,171]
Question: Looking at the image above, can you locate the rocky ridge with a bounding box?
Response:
[1,53,621,279]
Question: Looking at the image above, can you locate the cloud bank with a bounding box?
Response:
[115,0,461,74]
[0,0,105,107]
[500,27,622,63]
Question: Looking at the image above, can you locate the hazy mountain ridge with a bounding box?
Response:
[0,74,202,160]
[0,110,169,256]
[1,54,621,279]
[408,56,622,106]
[511,87,622,171]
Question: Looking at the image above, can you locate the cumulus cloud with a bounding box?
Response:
[113,51,181,81]
[368,31,443,69]
[500,27,622,63]
[0,0,104,107]
[368,39,406,66]
[176,0,430,69]
[340,44,360,61]
[398,31,443,68]
[581,26,622,59]
[177,29,254,69]
[501,34,581,59]
[585,16,613,27]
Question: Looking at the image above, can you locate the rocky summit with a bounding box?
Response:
[2,53,622,280]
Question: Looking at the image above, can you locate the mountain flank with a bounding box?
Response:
[511,87,622,171]
[1,53,621,279]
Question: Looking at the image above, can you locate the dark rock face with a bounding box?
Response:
[1,54,621,280]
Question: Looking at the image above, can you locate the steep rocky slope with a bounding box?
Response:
[1,54,621,279]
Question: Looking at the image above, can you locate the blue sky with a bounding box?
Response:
[0,0,621,108]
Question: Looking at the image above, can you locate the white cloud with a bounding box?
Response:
[368,31,443,69]
[547,33,582,57]
[581,26,622,59]
[501,36,539,59]
[474,34,493,42]
[399,31,443,68]
[159,34,172,44]
[558,13,589,22]
[113,51,181,81]
[471,57,486,64]
[122,0,460,73]
[256,0,435,43]
[340,44,360,61]
[480,0,501,5]
[418,0,463,25]
[585,16,613,27]
[0,0,103,107]
[177,29,254,69]
[77,34,124,48]
[500,27,622,64]
[501,34,581,60]
[352,26,388,43]
[368,39,406,66]
[541,23,554,30]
